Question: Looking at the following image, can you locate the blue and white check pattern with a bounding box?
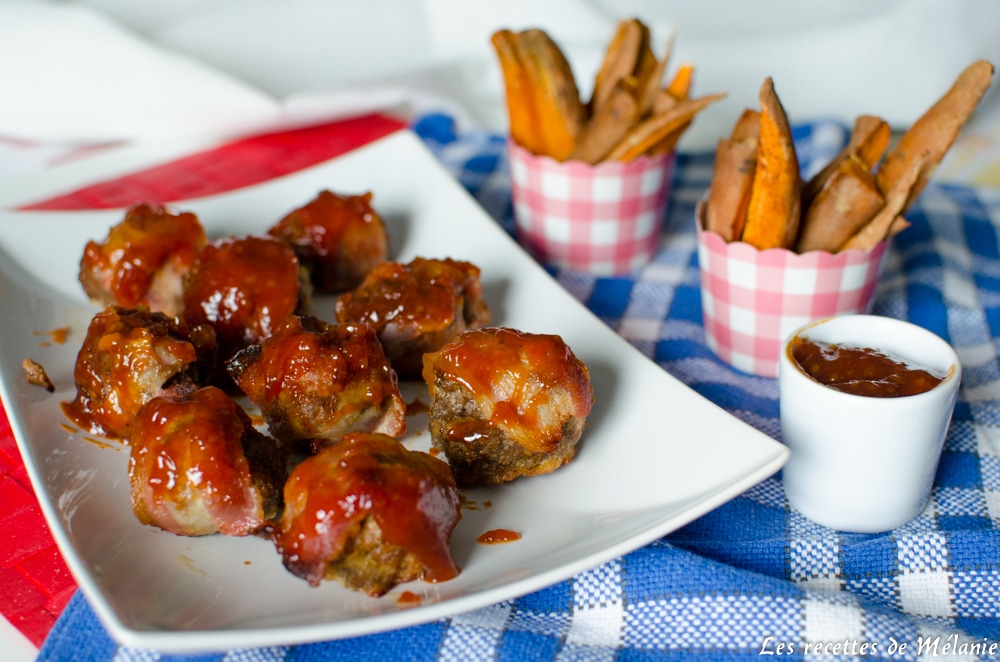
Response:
[38,114,1000,661]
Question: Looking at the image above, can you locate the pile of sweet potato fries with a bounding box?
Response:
[491,19,724,163]
[705,60,994,253]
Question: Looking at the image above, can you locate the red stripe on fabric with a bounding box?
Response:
[19,113,407,211]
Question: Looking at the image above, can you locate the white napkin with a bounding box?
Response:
[0,2,283,143]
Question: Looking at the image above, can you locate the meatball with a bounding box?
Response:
[268,190,388,293]
[226,315,406,449]
[182,235,309,367]
[128,385,285,537]
[62,306,217,439]
[422,327,594,486]
[274,432,461,595]
[79,202,207,318]
[335,257,490,380]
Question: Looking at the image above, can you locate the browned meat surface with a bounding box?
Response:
[268,190,388,293]
[22,358,54,392]
[79,202,207,317]
[226,316,406,448]
[422,327,593,486]
[62,306,216,439]
[128,385,285,537]
[335,257,490,379]
[274,432,461,595]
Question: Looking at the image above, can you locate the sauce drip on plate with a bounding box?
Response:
[477,529,521,544]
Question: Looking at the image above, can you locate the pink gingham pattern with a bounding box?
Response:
[697,225,888,377]
[508,140,673,275]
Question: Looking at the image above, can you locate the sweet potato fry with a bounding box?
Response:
[704,109,761,241]
[571,77,641,163]
[638,32,675,115]
[705,138,758,242]
[644,64,701,155]
[886,216,911,239]
[741,78,801,250]
[795,156,884,253]
[841,156,925,251]
[853,117,892,169]
[517,29,587,162]
[491,30,544,155]
[589,19,646,117]
[876,59,994,211]
[607,92,726,161]
[666,64,695,100]
[651,88,681,116]
[802,115,889,206]
[730,109,761,142]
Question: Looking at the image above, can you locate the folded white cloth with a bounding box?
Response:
[0,2,281,143]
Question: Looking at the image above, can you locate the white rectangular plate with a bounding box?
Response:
[0,130,788,653]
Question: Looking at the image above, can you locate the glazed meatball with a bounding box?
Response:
[62,306,217,439]
[268,190,388,293]
[335,257,490,379]
[226,316,406,449]
[129,385,285,537]
[274,432,461,595]
[79,202,207,318]
[182,235,309,367]
[422,327,594,486]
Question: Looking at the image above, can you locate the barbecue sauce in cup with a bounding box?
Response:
[788,336,946,397]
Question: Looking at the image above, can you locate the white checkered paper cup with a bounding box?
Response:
[508,140,674,275]
[696,202,889,378]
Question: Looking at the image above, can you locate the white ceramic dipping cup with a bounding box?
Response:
[778,314,961,533]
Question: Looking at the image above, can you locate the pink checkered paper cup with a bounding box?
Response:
[696,203,889,377]
[508,139,674,275]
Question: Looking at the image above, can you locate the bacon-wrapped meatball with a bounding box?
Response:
[182,235,308,367]
[274,432,461,595]
[268,190,388,293]
[422,327,594,486]
[334,257,490,380]
[226,316,406,449]
[128,385,285,537]
[62,306,216,439]
[79,202,207,318]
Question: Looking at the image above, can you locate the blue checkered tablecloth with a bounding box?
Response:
[38,114,1000,661]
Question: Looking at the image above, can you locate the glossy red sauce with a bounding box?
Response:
[80,202,206,309]
[423,327,593,452]
[62,307,201,438]
[477,529,521,544]
[128,386,264,536]
[35,327,70,345]
[268,190,387,292]
[335,257,486,334]
[275,432,462,588]
[406,397,429,415]
[182,235,300,360]
[229,316,404,441]
[789,337,946,397]
[397,591,422,605]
